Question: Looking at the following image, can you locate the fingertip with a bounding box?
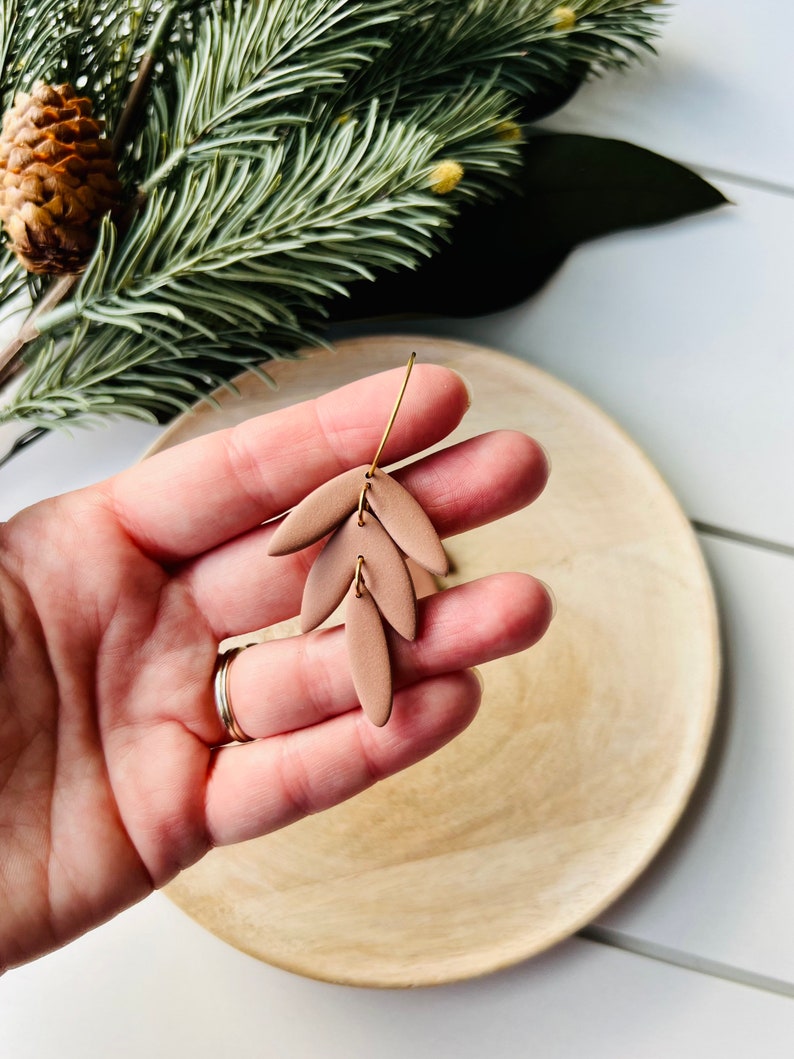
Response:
[537,441,552,475]
[389,668,482,750]
[452,667,485,733]
[502,430,551,505]
[398,362,472,429]
[446,367,473,409]
[534,578,557,623]
[466,571,554,653]
[512,572,556,646]
[416,361,472,402]
[283,361,473,481]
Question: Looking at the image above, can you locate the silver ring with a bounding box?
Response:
[213,647,253,743]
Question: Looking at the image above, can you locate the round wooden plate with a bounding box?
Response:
[152,336,719,988]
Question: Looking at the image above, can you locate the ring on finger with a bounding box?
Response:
[213,646,253,744]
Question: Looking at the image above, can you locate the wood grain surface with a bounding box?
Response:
[150,336,719,988]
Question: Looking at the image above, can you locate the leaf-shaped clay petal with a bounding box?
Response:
[299,521,354,633]
[360,518,418,641]
[301,512,417,639]
[345,583,393,727]
[367,468,449,576]
[267,464,370,556]
[406,557,440,599]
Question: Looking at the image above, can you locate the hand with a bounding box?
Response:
[0,364,552,971]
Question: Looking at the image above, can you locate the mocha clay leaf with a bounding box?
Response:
[345,583,393,727]
[300,519,356,633]
[267,464,369,556]
[355,515,417,640]
[302,511,417,639]
[367,468,448,577]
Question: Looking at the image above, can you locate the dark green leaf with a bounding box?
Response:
[519,62,588,122]
[332,134,729,321]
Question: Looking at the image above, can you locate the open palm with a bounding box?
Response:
[0,365,551,971]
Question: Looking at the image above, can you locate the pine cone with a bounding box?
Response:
[0,82,123,274]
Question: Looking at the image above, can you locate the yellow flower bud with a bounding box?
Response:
[495,120,522,143]
[553,6,577,30]
[429,160,464,195]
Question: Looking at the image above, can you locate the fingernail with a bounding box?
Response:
[538,442,552,473]
[470,666,486,692]
[536,579,557,620]
[447,367,473,409]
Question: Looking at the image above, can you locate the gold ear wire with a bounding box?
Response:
[366,352,416,478]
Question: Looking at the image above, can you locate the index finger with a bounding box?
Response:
[101,364,471,563]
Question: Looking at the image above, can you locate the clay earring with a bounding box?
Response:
[267,354,448,726]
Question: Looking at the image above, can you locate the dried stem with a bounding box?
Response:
[111,3,176,156]
[0,274,79,387]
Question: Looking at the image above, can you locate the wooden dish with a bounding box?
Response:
[152,336,720,988]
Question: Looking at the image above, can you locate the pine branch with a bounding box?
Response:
[136,0,404,190]
[0,0,671,433]
[1,1,80,110]
[0,247,23,304]
[0,6,179,386]
[1,1,214,120]
[54,89,520,323]
[4,108,466,425]
[341,0,664,112]
[0,1,15,90]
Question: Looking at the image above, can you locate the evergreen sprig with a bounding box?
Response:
[0,0,667,431]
